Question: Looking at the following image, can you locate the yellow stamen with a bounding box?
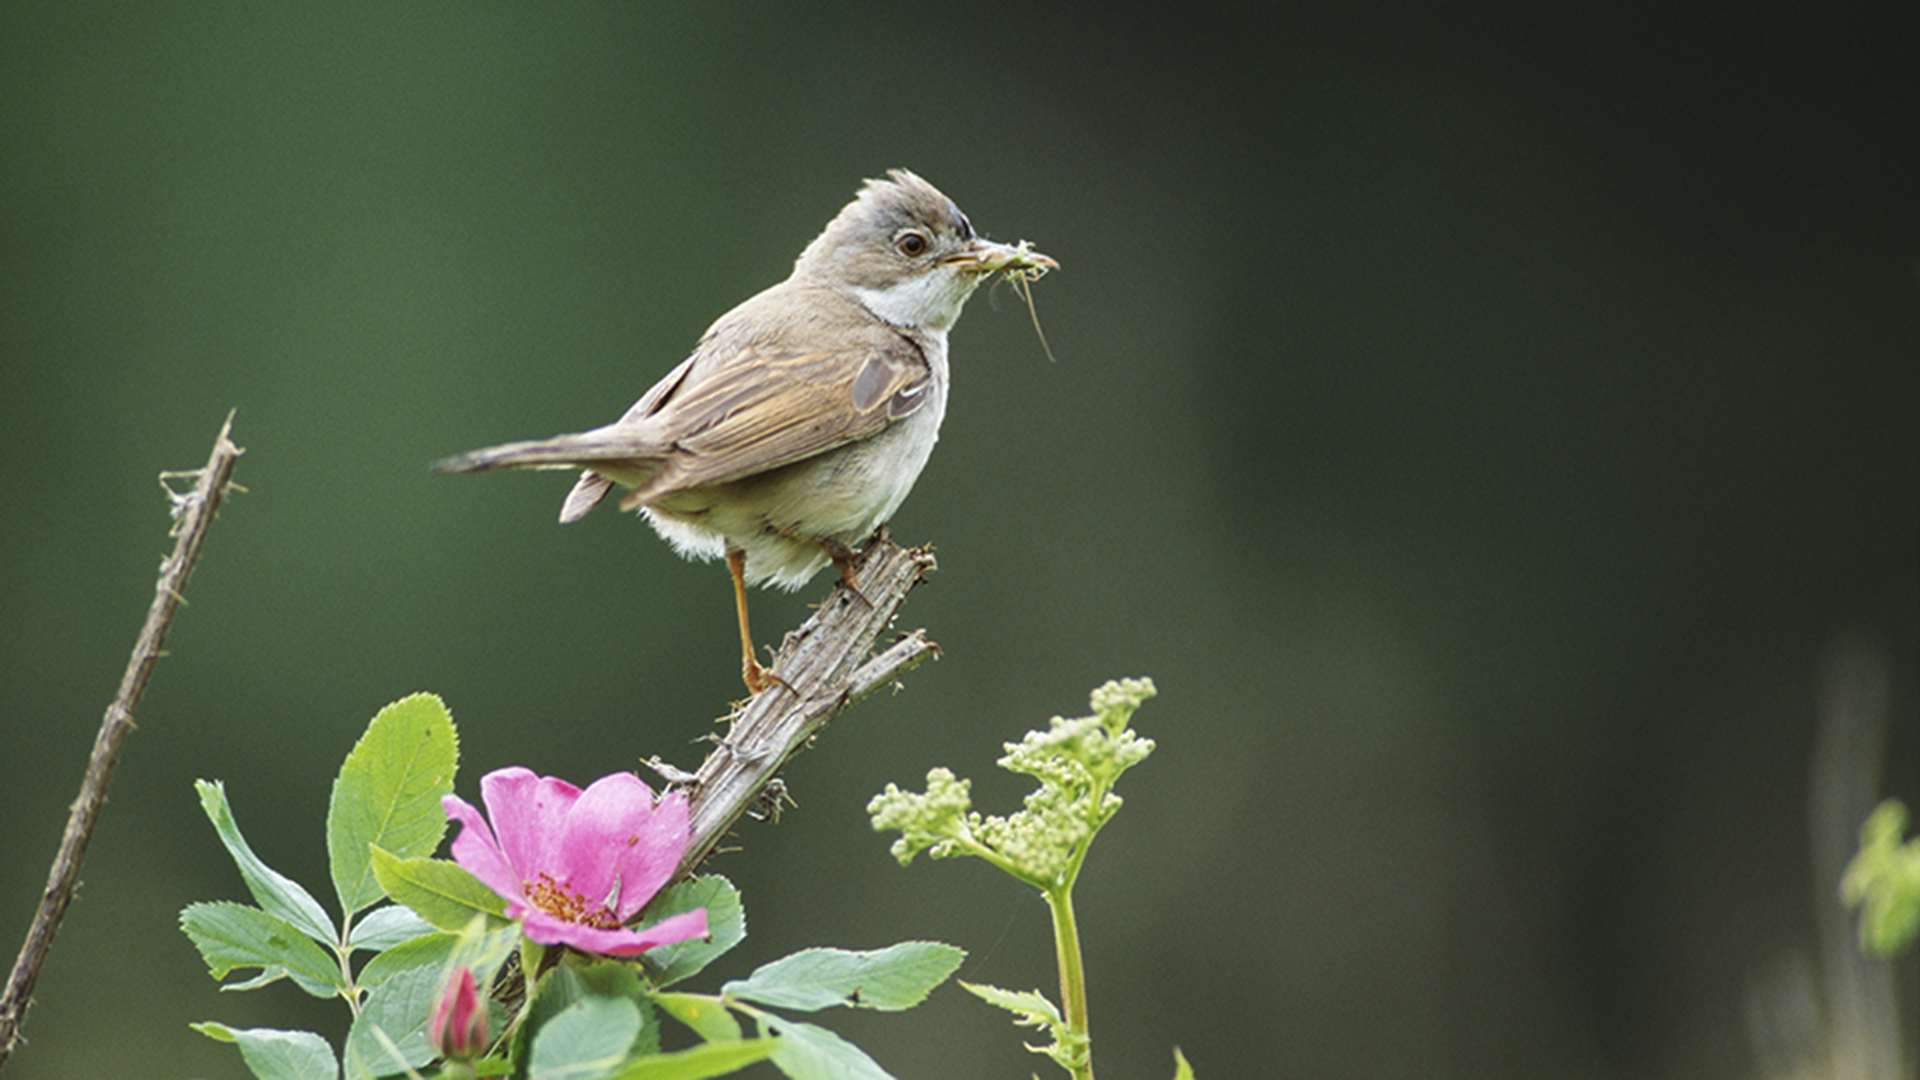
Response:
[523,872,621,929]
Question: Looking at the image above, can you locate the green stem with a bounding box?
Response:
[1046,880,1094,1080]
[334,919,361,1016]
[493,937,547,1049]
[519,936,547,982]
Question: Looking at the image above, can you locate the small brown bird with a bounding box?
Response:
[436,170,1055,692]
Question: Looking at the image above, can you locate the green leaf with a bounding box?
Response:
[530,995,643,1080]
[342,920,521,1078]
[341,933,459,1080]
[180,901,346,998]
[354,929,457,992]
[601,1038,782,1080]
[721,942,964,1012]
[1172,1046,1196,1079]
[194,780,337,945]
[190,1023,339,1080]
[649,993,742,1043]
[957,982,1060,1024]
[342,971,443,1079]
[345,904,437,952]
[328,693,459,918]
[757,1015,893,1080]
[451,916,526,988]
[514,958,659,1075]
[368,848,506,930]
[1842,799,1920,956]
[958,981,1084,1070]
[639,876,744,988]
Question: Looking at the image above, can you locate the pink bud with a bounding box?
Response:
[429,966,488,1061]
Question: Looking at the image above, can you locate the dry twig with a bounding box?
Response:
[0,414,242,1069]
[672,535,939,874]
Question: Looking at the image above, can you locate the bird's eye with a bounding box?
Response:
[896,231,929,257]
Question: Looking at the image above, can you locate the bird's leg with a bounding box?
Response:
[819,537,870,603]
[768,524,874,606]
[727,548,779,693]
[829,524,894,604]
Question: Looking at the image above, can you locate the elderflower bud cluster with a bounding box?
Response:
[869,767,978,866]
[868,678,1157,889]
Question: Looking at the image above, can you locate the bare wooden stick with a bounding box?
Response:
[0,414,243,1069]
[669,536,939,875]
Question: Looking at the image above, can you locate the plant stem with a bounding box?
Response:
[1046,880,1094,1080]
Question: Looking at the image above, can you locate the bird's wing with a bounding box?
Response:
[623,328,932,504]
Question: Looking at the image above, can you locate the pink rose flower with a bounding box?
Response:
[442,767,708,955]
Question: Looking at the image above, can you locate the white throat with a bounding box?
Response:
[850,270,979,332]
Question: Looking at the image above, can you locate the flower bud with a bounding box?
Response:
[429,966,488,1061]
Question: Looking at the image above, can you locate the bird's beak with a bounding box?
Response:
[942,238,1059,276]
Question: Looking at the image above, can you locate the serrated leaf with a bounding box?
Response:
[345,904,437,952]
[530,995,643,1080]
[648,993,742,1043]
[757,1016,893,1080]
[328,693,459,917]
[189,1023,340,1080]
[180,901,346,998]
[957,981,1061,1024]
[721,942,964,1012]
[638,876,744,988]
[342,934,458,1080]
[368,847,506,930]
[958,980,1083,1068]
[194,780,337,945]
[601,1038,781,1080]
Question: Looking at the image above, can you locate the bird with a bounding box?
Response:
[435,170,1056,693]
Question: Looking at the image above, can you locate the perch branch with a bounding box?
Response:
[0,414,243,1069]
[670,536,939,875]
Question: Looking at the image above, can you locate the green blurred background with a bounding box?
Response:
[3,4,1916,1078]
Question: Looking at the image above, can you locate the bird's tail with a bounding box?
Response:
[432,430,661,475]
[432,430,664,523]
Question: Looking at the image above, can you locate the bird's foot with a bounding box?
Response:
[821,537,875,608]
[742,654,791,696]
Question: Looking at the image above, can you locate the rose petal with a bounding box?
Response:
[517,907,710,956]
[480,767,581,884]
[606,790,690,920]
[549,773,685,917]
[624,908,710,952]
[442,793,523,902]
